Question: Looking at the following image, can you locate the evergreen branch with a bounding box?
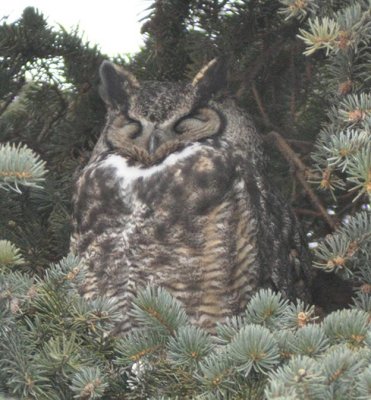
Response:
[351,292,371,315]
[273,330,297,361]
[313,233,356,275]
[0,240,25,269]
[115,329,165,366]
[130,286,189,336]
[291,325,329,358]
[336,211,371,244]
[322,345,368,398]
[0,143,47,193]
[37,333,82,377]
[228,324,280,376]
[36,83,68,142]
[336,93,371,125]
[70,296,122,336]
[282,300,317,329]
[196,352,237,398]
[322,309,369,347]
[297,3,371,57]
[266,355,329,399]
[323,129,369,171]
[0,271,34,316]
[70,366,108,400]
[235,38,286,99]
[356,364,371,399]
[0,2,370,398]
[0,330,51,398]
[167,325,213,368]
[313,212,371,276]
[278,0,318,21]
[0,85,23,117]
[306,166,345,199]
[298,16,340,55]
[215,315,247,345]
[264,379,299,399]
[245,289,289,330]
[346,145,371,201]
[334,2,371,53]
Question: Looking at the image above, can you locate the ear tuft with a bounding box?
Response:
[192,57,227,99]
[99,61,140,109]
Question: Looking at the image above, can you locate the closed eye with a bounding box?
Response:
[125,120,142,139]
[111,115,142,139]
[173,108,221,136]
[174,117,203,134]
[106,117,142,149]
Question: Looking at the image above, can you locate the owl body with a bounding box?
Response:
[72,61,312,333]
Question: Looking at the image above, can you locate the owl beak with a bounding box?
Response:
[148,130,164,154]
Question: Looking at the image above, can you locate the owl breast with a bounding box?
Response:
[74,142,260,332]
[72,60,313,334]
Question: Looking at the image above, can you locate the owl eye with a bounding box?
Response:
[112,116,142,139]
[173,108,220,137]
[174,112,207,135]
[107,118,142,149]
[124,120,142,139]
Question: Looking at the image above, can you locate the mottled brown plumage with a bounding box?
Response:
[71,60,313,333]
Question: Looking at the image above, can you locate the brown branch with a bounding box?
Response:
[251,83,271,128]
[294,208,322,217]
[289,49,296,125]
[265,131,337,230]
[286,139,314,150]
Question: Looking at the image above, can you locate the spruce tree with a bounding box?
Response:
[0,1,370,399]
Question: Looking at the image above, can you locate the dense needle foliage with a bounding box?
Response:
[0,1,370,398]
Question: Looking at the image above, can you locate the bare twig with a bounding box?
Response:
[286,139,314,150]
[294,208,322,217]
[251,83,272,128]
[266,131,337,230]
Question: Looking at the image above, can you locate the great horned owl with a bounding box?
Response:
[72,60,312,333]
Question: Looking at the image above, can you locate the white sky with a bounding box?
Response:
[0,0,149,55]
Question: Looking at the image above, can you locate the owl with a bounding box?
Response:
[72,59,313,334]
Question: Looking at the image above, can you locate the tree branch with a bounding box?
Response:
[265,131,337,230]
[251,83,272,128]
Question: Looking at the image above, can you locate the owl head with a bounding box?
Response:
[97,59,227,166]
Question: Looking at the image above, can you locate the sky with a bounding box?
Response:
[0,0,149,56]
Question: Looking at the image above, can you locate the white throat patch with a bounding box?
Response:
[101,143,202,183]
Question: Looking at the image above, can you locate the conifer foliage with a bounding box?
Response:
[0,1,370,399]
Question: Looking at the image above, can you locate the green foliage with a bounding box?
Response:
[0,1,370,399]
[266,355,329,399]
[278,0,318,21]
[70,367,108,400]
[130,286,189,335]
[0,261,370,399]
[0,240,25,269]
[0,6,106,268]
[112,288,371,399]
[296,2,371,205]
[0,143,46,193]
[167,325,213,368]
[286,0,371,307]
[0,254,122,399]
[228,325,280,375]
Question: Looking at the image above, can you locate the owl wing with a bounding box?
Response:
[238,153,313,303]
